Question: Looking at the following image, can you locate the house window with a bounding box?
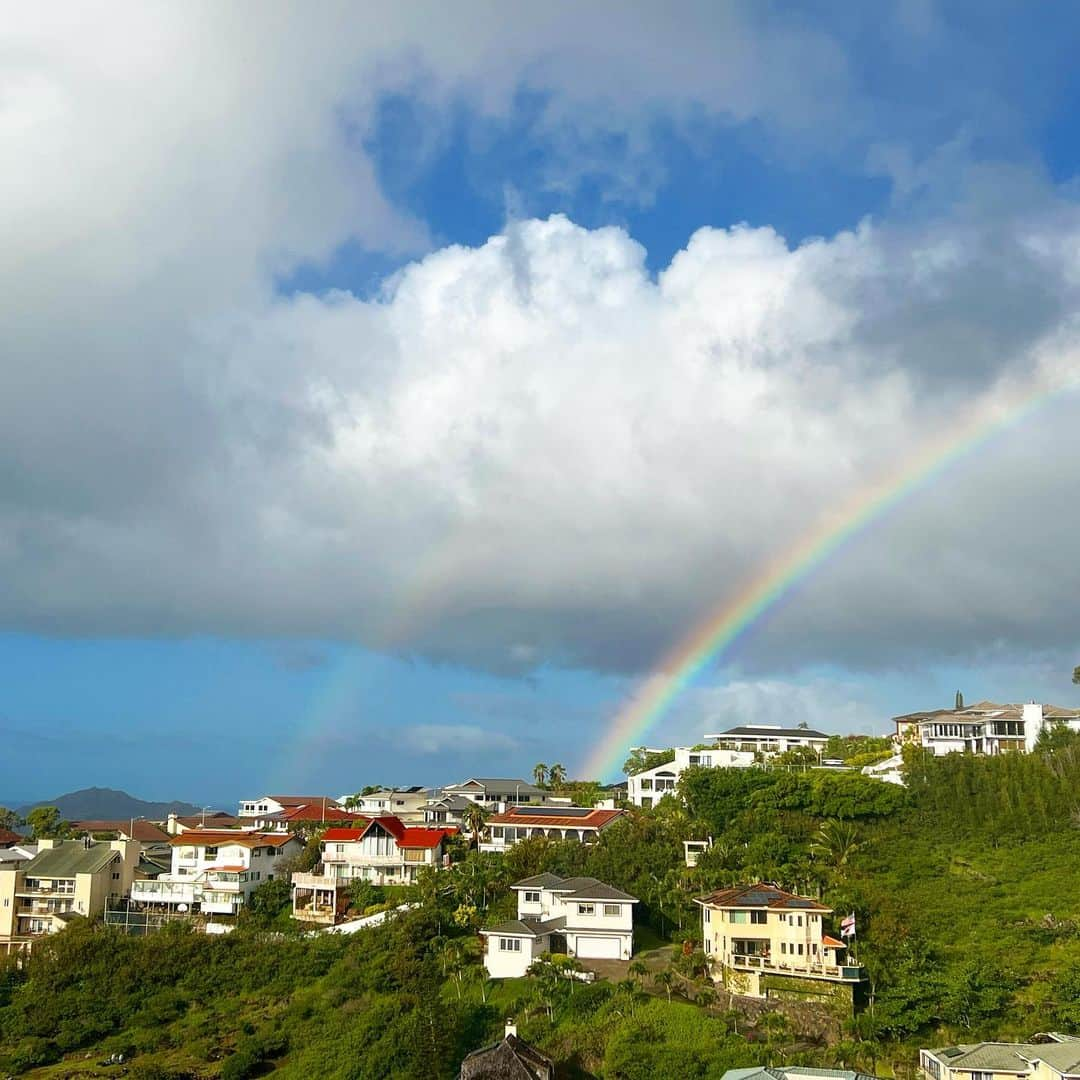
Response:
[524,891,540,903]
[797,915,803,927]
[499,938,522,952]
[203,847,218,858]
[492,828,504,839]
[112,872,120,881]
[970,1073,993,1080]
[252,848,261,857]
[704,908,711,923]
[781,943,787,955]
[603,904,621,917]
[749,910,767,924]
[729,911,748,924]
[577,903,596,916]
[797,943,804,955]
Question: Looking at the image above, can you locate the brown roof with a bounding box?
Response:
[0,828,24,847]
[72,820,170,843]
[486,807,624,829]
[696,882,831,913]
[460,1034,554,1079]
[172,813,241,829]
[168,830,297,849]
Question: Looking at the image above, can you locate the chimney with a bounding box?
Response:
[504,1019,517,1039]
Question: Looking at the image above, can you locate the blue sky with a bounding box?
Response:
[4,5,1080,804]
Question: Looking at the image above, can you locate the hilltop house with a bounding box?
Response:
[894,701,1080,756]
[625,728,832,808]
[696,882,865,1002]
[479,806,625,853]
[291,817,457,923]
[129,829,301,916]
[480,873,638,977]
[0,838,139,952]
[237,794,341,819]
[342,787,431,822]
[921,1035,1080,1080]
[421,793,476,828]
[441,777,554,809]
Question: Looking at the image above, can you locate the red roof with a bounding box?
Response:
[0,828,24,846]
[485,807,624,829]
[322,818,457,849]
[822,935,846,948]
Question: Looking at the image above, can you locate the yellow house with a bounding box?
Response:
[695,882,865,1002]
[922,1037,1080,1080]
[0,838,138,953]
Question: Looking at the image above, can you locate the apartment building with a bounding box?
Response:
[129,829,301,916]
[0,838,139,952]
[895,701,1080,756]
[696,882,865,1001]
[921,1036,1080,1080]
[479,806,624,853]
[481,873,638,977]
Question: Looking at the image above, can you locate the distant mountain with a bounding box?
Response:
[14,787,204,822]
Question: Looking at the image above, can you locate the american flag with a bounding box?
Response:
[840,912,856,938]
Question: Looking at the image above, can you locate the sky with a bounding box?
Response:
[4,2,1080,805]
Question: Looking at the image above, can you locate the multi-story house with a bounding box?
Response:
[421,793,476,828]
[291,817,457,923]
[0,838,139,952]
[440,777,553,809]
[129,829,301,916]
[894,701,1080,756]
[164,811,241,835]
[921,1035,1080,1080]
[342,787,431,823]
[481,873,638,976]
[696,882,865,1002]
[237,794,341,819]
[627,745,756,808]
[479,806,624,853]
[706,725,831,757]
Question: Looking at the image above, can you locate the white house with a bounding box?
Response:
[291,817,458,923]
[341,787,431,822]
[627,745,757,808]
[421,793,476,828]
[479,806,624,853]
[440,778,553,809]
[706,725,831,756]
[894,701,1080,756]
[237,794,341,819]
[129,829,302,916]
[696,882,864,1000]
[481,873,638,977]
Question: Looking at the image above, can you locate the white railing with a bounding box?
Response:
[130,880,198,904]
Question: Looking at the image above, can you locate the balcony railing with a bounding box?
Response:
[728,954,864,981]
[130,880,198,904]
[292,872,340,889]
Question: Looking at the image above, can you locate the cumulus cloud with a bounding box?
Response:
[4,6,1080,685]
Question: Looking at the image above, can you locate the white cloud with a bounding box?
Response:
[402,724,519,756]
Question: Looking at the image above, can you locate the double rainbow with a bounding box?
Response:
[581,374,1078,780]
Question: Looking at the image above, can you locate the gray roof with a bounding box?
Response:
[460,1033,554,1080]
[723,1069,880,1080]
[928,1042,1080,1074]
[715,726,830,739]
[447,778,545,795]
[23,841,120,878]
[510,873,638,903]
[480,917,566,938]
[424,794,475,811]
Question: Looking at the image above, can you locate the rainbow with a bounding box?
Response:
[582,374,1079,780]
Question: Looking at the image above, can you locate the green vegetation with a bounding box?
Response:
[621,747,677,776]
[9,745,1080,1076]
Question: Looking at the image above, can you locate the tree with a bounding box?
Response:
[811,819,863,871]
[532,762,548,787]
[25,806,69,841]
[0,807,21,832]
[653,967,675,1002]
[622,747,675,776]
[547,763,567,788]
[462,802,488,849]
[1073,665,1080,685]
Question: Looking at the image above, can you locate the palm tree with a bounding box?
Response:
[653,968,675,1003]
[532,762,548,787]
[628,959,648,984]
[463,802,489,849]
[812,819,863,870]
[547,763,567,788]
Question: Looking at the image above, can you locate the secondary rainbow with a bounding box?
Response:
[582,375,1078,780]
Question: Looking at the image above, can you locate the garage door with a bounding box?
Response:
[577,936,622,960]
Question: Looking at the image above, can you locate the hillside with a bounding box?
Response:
[14,787,203,821]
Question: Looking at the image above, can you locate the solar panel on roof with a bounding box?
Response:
[515,806,594,817]
[742,891,775,904]
[788,898,816,908]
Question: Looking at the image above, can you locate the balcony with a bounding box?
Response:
[729,954,864,982]
[130,880,198,905]
[292,872,339,889]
